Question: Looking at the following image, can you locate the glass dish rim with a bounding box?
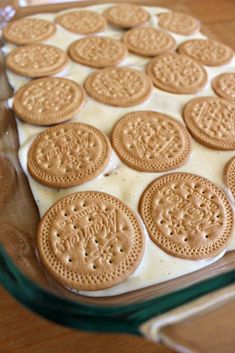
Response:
[1,0,235,335]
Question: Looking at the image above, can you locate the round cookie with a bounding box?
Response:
[183,97,235,150]
[146,52,207,94]
[224,156,235,199]
[111,111,191,172]
[103,4,150,29]
[37,191,145,291]
[123,27,176,57]
[139,172,233,260]
[6,43,68,78]
[68,36,127,68]
[84,67,152,107]
[157,11,200,35]
[2,18,56,45]
[13,77,85,126]
[55,10,107,34]
[212,73,235,102]
[0,157,16,207]
[27,122,111,188]
[178,39,234,67]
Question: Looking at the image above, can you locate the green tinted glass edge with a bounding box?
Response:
[1,245,235,335]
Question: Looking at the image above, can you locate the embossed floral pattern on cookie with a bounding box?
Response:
[212,73,235,102]
[56,10,107,34]
[146,52,207,94]
[6,43,68,77]
[13,77,85,126]
[84,67,152,107]
[183,97,235,150]
[27,123,111,188]
[123,27,176,57]
[69,36,127,68]
[111,111,191,172]
[139,173,233,259]
[3,18,56,45]
[157,11,200,35]
[178,39,234,66]
[37,191,145,290]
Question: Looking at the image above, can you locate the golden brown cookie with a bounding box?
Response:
[0,222,48,286]
[157,11,200,35]
[122,27,176,57]
[212,73,235,102]
[0,157,16,207]
[103,4,149,28]
[13,77,85,126]
[68,36,127,68]
[146,52,207,94]
[6,43,68,78]
[224,156,235,199]
[111,111,191,172]
[2,18,56,45]
[183,97,235,150]
[139,173,233,260]
[178,39,234,67]
[84,67,152,107]
[55,10,107,34]
[27,122,111,188]
[37,191,145,291]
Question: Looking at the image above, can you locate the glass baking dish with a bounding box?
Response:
[1,0,235,348]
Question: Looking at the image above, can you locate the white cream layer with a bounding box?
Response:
[3,4,235,297]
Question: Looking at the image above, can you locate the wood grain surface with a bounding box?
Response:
[0,1,235,353]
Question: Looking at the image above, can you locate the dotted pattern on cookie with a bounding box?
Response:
[146,52,207,94]
[84,66,152,107]
[37,191,145,291]
[68,36,127,68]
[103,4,150,28]
[27,122,111,188]
[224,156,235,199]
[212,73,235,102]
[123,27,176,57]
[55,10,107,34]
[111,111,191,172]
[183,97,235,150]
[6,43,68,78]
[2,18,56,45]
[0,157,15,207]
[178,39,234,67]
[13,77,85,126]
[157,11,200,35]
[139,173,233,260]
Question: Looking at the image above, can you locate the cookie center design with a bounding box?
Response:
[51,202,130,271]
[8,19,52,40]
[128,28,171,50]
[22,80,77,113]
[73,38,122,61]
[153,55,203,87]
[60,12,103,31]
[123,118,182,160]
[185,41,229,61]
[36,129,100,174]
[108,6,146,22]
[153,181,224,246]
[220,77,235,98]
[162,13,195,31]
[192,100,235,139]
[92,70,145,98]
[14,46,61,68]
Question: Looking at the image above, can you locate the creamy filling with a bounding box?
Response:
[3,4,235,297]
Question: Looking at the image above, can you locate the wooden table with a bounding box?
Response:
[1,1,235,353]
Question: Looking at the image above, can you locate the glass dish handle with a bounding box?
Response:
[140,283,235,352]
